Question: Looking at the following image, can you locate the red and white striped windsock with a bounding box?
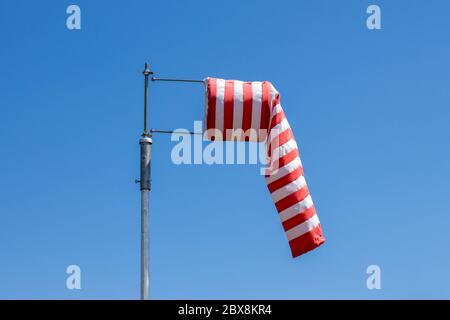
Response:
[204,78,325,258]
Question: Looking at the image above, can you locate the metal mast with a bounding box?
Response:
[139,63,152,300]
[137,64,203,299]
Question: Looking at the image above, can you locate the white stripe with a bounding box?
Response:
[251,82,262,130]
[271,175,307,203]
[215,79,225,138]
[233,81,244,139]
[269,85,279,121]
[270,83,279,102]
[279,195,314,222]
[272,103,283,115]
[286,214,320,241]
[265,157,301,184]
[269,118,290,142]
[268,103,288,142]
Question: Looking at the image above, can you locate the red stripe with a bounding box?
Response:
[206,78,217,140]
[280,129,294,146]
[260,82,271,131]
[274,128,293,150]
[289,224,325,258]
[271,146,299,171]
[223,80,235,140]
[272,93,280,110]
[282,205,316,231]
[277,148,299,168]
[275,186,310,212]
[268,166,303,193]
[270,110,285,130]
[242,82,253,141]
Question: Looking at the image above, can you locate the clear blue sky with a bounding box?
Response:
[0,0,449,299]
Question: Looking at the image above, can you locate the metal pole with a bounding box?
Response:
[140,63,152,300]
[139,67,200,299]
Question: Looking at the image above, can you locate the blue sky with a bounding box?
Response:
[0,0,449,299]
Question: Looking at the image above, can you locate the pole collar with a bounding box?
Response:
[140,136,153,144]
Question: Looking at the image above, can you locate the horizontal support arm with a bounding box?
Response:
[151,77,204,84]
[150,129,202,135]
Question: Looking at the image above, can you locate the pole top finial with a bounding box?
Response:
[143,62,153,76]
